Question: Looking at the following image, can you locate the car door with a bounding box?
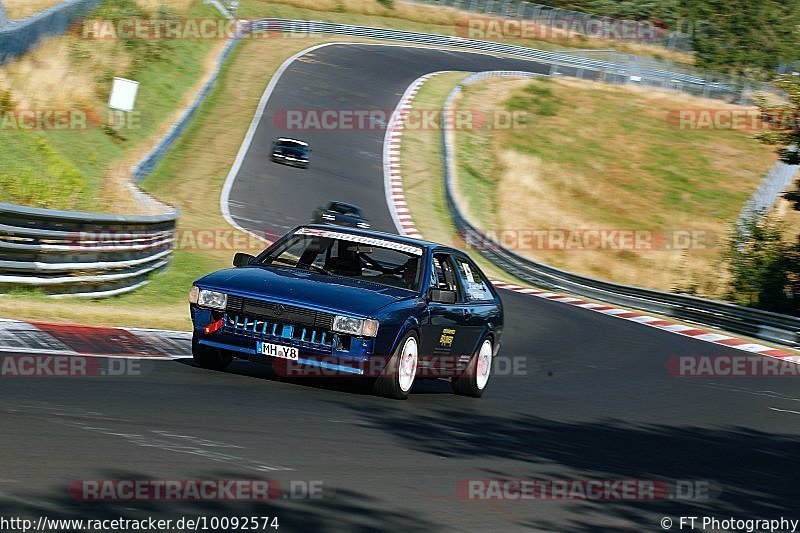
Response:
[419,253,474,373]
[452,253,495,355]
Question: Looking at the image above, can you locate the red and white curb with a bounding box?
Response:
[0,319,191,360]
[382,74,800,363]
[383,71,453,239]
[491,282,800,362]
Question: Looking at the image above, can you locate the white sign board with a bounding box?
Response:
[108,78,139,112]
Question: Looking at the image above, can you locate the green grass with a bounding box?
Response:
[0,133,90,210]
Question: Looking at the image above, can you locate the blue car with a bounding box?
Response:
[189,225,504,399]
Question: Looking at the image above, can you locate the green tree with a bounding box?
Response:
[725,215,799,314]
[756,75,800,212]
[756,74,800,165]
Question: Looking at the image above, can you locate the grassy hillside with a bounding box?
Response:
[450,76,778,296]
[0,0,219,212]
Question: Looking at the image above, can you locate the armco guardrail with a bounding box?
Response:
[440,72,800,348]
[250,19,740,100]
[0,203,176,298]
[0,0,100,65]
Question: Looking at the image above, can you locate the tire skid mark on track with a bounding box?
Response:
[383,72,800,365]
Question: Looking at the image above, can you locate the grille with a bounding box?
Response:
[224,295,335,350]
[225,313,333,349]
[227,295,334,329]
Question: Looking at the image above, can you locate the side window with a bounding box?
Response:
[432,254,462,299]
[455,257,493,302]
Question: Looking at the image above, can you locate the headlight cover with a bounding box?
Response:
[197,289,227,310]
[332,315,379,337]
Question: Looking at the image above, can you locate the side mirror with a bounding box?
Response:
[428,288,457,304]
[233,253,255,267]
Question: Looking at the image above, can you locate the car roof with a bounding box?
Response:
[275,137,309,146]
[328,201,361,212]
[300,224,457,253]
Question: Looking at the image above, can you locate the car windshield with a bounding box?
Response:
[274,141,308,157]
[330,203,360,216]
[275,140,307,150]
[259,228,423,291]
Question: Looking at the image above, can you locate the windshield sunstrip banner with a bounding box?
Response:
[297,228,423,256]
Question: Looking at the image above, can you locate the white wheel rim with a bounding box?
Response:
[398,337,418,393]
[476,340,492,390]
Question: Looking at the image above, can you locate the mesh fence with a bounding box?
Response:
[411,0,692,50]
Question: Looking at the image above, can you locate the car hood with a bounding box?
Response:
[196,266,415,317]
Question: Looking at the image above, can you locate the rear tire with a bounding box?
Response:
[192,334,232,371]
[452,338,493,397]
[374,332,418,399]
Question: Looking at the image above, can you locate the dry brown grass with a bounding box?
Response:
[0,1,200,109]
[3,0,64,19]
[0,36,108,109]
[134,0,198,13]
[3,0,198,19]
[493,148,729,292]
[453,76,777,295]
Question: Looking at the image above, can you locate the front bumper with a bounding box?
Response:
[192,306,380,376]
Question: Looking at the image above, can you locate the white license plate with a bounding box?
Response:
[259,342,299,361]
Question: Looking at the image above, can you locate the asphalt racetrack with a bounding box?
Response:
[2,44,799,531]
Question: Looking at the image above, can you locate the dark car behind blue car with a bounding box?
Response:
[189,225,503,399]
[270,137,310,168]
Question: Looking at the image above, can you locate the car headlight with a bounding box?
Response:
[197,289,227,310]
[332,316,379,337]
[189,285,200,304]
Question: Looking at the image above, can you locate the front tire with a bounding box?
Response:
[452,338,493,397]
[374,332,418,399]
[192,334,232,371]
